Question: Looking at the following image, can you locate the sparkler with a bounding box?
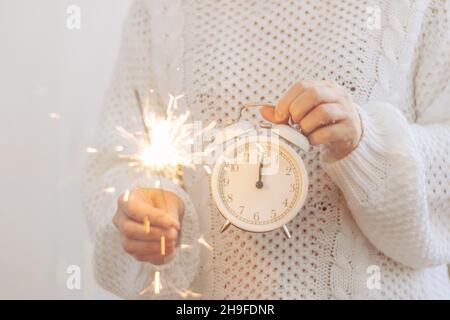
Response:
[117,89,215,298]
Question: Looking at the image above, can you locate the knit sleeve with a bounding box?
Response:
[82,0,200,299]
[323,1,450,269]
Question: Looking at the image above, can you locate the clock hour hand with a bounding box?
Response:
[255,153,264,189]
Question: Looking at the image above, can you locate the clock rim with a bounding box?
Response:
[211,135,308,233]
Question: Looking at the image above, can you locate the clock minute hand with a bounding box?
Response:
[255,153,264,189]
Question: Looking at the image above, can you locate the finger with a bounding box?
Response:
[307,123,350,146]
[151,191,182,230]
[152,191,180,219]
[120,218,179,242]
[273,82,307,123]
[289,86,340,123]
[299,104,347,135]
[118,191,179,229]
[260,106,289,124]
[122,238,176,256]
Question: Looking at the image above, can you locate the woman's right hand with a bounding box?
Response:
[113,188,184,265]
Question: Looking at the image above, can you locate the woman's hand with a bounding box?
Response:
[261,80,362,161]
[113,188,184,265]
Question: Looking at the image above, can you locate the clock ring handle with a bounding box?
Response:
[240,103,299,125]
[239,103,310,152]
[237,103,275,122]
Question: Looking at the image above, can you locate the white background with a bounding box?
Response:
[0,0,133,299]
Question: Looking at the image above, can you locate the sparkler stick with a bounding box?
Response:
[154,271,161,294]
[134,89,152,142]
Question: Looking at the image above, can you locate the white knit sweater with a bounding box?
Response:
[84,0,450,299]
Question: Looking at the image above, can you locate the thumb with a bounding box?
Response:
[152,190,182,229]
[260,106,276,122]
[260,106,289,124]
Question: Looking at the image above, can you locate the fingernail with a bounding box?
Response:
[275,110,285,121]
[173,220,181,230]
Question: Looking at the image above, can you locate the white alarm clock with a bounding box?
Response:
[209,105,310,239]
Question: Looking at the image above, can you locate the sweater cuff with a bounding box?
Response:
[322,102,409,205]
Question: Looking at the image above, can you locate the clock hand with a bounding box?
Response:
[255,153,264,189]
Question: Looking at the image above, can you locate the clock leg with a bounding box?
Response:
[282,225,292,239]
[220,220,232,233]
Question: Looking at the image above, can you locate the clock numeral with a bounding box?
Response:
[238,205,245,216]
[283,198,289,208]
[289,183,297,193]
[244,143,250,163]
[271,209,277,219]
[253,212,260,221]
[223,177,230,187]
[285,167,293,176]
[227,194,234,202]
[226,164,239,172]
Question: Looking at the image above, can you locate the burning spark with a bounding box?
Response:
[144,217,150,234]
[154,271,161,294]
[86,147,98,154]
[139,286,151,296]
[256,143,265,155]
[49,112,60,120]
[180,244,192,250]
[103,187,116,194]
[139,271,163,297]
[198,236,213,251]
[161,236,166,256]
[154,180,161,188]
[123,189,130,202]
[174,288,202,299]
[203,165,212,175]
[115,146,124,152]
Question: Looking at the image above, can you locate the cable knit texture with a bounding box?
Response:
[84,0,450,299]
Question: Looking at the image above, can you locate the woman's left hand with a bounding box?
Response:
[261,80,362,161]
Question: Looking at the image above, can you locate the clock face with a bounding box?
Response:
[211,135,308,233]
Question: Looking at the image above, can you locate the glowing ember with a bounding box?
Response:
[49,112,60,120]
[123,189,130,202]
[103,187,116,194]
[174,288,202,299]
[144,217,150,234]
[161,236,166,256]
[154,271,161,294]
[203,165,212,175]
[198,236,213,251]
